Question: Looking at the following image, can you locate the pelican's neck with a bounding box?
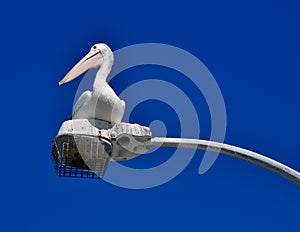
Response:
[93,53,114,91]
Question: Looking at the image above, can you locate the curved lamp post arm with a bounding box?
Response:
[151,137,300,186]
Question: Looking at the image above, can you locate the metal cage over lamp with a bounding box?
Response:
[51,119,152,179]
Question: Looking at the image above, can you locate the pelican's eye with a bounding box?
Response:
[93,45,97,50]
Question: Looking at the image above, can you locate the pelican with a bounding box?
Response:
[58,43,125,124]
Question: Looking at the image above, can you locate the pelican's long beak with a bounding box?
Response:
[58,49,103,85]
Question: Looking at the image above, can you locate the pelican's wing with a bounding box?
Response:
[72,91,91,117]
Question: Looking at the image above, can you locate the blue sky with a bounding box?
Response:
[1,0,300,231]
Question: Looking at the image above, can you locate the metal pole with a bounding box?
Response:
[151,137,300,186]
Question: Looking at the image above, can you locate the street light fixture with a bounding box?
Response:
[52,118,300,186]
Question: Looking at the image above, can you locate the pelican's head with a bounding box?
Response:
[58,43,113,85]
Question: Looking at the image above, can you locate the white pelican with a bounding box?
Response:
[58,43,125,124]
